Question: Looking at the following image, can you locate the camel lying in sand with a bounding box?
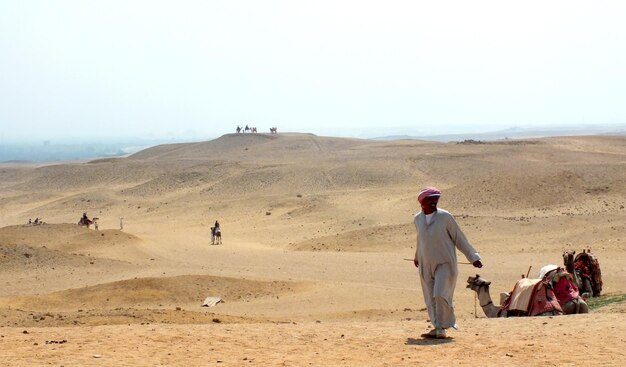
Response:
[563,249,603,298]
[467,266,588,318]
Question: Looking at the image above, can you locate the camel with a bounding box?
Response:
[270,127,277,134]
[565,249,602,297]
[563,251,592,298]
[78,216,93,228]
[467,269,588,318]
[541,265,589,314]
[78,215,99,229]
[466,275,504,318]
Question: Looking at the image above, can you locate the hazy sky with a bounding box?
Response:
[1,1,625,142]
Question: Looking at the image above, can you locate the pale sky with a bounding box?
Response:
[1,1,625,142]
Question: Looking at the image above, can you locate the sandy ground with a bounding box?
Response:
[0,133,625,366]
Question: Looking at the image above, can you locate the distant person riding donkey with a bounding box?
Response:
[211,220,222,245]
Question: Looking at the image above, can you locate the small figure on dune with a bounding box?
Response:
[236,125,242,133]
[78,212,94,228]
[413,187,483,339]
[270,127,277,134]
[213,227,222,244]
[211,220,222,245]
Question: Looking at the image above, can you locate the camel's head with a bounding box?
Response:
[563,250,576,266]
[466,274,491,292]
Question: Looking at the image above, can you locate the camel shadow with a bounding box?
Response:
[405,337,454,346]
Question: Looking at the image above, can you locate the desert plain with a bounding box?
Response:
[0,133,625,366]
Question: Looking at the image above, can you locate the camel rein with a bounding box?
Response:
[473,294,494,316]
[474,293,477,318]
[474,281,494,309]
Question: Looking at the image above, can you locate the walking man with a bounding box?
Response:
[413,187,483,339]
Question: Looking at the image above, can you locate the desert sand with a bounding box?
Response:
[0,133,625,366]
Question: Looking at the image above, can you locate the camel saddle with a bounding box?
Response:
[501,278,563,317]
[543,267,580,305]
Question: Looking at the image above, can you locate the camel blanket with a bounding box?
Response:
[507,278,542,312]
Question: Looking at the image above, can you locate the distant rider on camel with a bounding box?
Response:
[79,212,93,227]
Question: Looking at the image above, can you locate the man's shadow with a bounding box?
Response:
[405,337,454,346]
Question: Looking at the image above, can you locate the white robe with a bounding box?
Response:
[414,208,481,329]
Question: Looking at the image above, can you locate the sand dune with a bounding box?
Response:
[1,133,625,365]
[0,224,142,259]
[9,274,304,310]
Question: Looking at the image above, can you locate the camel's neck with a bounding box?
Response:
[476,286,501,318]
[564,259,581,288]
[476,286,493,307]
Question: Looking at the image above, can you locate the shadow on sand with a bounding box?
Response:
[405,337,454,346]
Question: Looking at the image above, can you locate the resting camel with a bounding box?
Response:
[563,251,592,298]
[467,269,588,318]
[564,249,602,297]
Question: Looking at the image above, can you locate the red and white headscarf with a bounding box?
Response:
[417,187,441,203]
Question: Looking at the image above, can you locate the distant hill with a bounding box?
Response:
[128,133,367,161]
[373,124,626,142]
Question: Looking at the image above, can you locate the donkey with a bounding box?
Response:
[211,226,222,245]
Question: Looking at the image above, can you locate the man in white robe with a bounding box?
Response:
[413,187,483,339]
